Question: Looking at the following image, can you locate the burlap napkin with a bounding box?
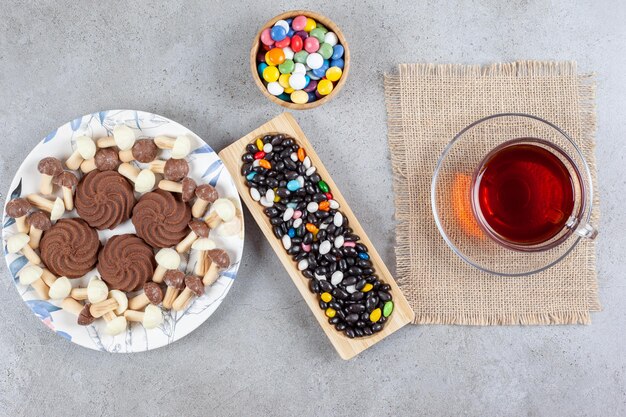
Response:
[384,61,600,325]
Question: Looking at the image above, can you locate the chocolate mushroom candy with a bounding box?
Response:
[7,233,40,264]
[103,311,128,335]
[48,276,72,299]
[66,136,97,170]
[52,171,79,211]
[192,238,216,276]
[27,212,51,249]
[124,304,163,329]
[176,220,210,254]
[37,157,64,195]
[97,125,136,150]
[152,248,181,283]
[158,177,197,202]
[118,162,156,193]
[128,282,164,310]
[61,298,95,325]
[203,249,230,286]
[162,270,185,310]
[89,297,120,318]
[87,276,109,304]
[192,184,219,218]
[204,198,236,229]
[150,158,189,182]
[119,139,159,163]
[154,135,192,159]
[17,265,50,299]
[172,275,205,311]
[81,148,120,173]
[109,290,129,315]
[5,198,32,233]
[26,194,65,221]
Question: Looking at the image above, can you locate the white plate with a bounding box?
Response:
[2,110,244,352]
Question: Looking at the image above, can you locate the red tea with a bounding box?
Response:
[472,141,575,246]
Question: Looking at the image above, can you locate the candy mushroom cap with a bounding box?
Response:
[208,249,230,269]
[132,139,159,163]
[38,157,63,176]
[28,211,52,231]
[155,248,180,269]
[105,316,127,335]
[94,148,121,171]
[184,275,204,297]
[50,197,66,221]
[181,177,197,202]
[113,125,136,150]
[48,276,72,299]
[164,270,185,289]
[5,198,32,218]
[195,184,218,203]
[163,159,189,182]
[143,281,164,304]
[189,220,210,238]
[78,303,96,326]
[213,198,236,222]
[52,171,79,188]
[7,233,30,253]
[171,135,192,159]
[109,290,128,314]
[76,136,97,159]
[18,264,43,285]
[143,304,163,329]
[87,276,109,303]
[191,237,216,251]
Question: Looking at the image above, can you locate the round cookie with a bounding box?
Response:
[97,234,156,292]
[75,170,136,230]
[132,190,191,248]
[40,218,100,278]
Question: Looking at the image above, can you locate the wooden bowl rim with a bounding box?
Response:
[249,10,351,110]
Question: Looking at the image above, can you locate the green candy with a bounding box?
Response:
[294,51,309,64]
[310,28,326,43]
[315,24,328,34]
[278,59,295,74]
[318,43,333,60]
[318,180,329,193]
[383,301,394,317]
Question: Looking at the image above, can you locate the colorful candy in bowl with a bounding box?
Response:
[250,11,350,109]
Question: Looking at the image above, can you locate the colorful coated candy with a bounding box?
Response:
[257,14,346,105]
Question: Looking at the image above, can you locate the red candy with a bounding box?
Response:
[291,35,303,52]
[325,192,333,200]
[275,37,291,48]
[254,151,266,160]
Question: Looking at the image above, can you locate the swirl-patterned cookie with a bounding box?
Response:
[75,170,136,230]
[97,234,156,292]
[132,190,191,248]
[40,218,100,278]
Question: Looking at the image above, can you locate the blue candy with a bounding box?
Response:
[287,29,295,37]
[271,25,287,41]
[330,58,344,69]
[278,92,291,101]
[258,62,268,76]
[288,228,296,238]
[358,252,370,260]
[331,44,344,60]
[307,70,321,81]
[286,18,293,24]
[286,202,297,209]
[287,179,301,191]
[303,74,310,88]
[246,172,257,181]
[311,60,329,78]
[307,92,316,102]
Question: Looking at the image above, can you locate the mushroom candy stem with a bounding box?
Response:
[66,136,97,170]
[118,163,156,193]
[61,298,96,326]
[154,135,191,159]
[192,184,219,218]
[152,248,180,283]
[172,275,204,311]
[52,171,79,211]
[203,249,230,287]
[162,270,185,310]
[158,178,196,202]
[89,298,119,318]
[5,198,32,233]
[17,265,49,300]
[27,212,52,249]
[176,220,210,254]
[128,282,164,310]
[26,194,65,221]
[124,304,163,329]
[7,233,41,265]
[37,157,64,195]
[98,125,135,149]
[192,238,216,276]
[204,198,236,229]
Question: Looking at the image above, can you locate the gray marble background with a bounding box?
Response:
[0,1,624,416]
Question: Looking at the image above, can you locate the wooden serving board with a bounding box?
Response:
[219,113,414,360]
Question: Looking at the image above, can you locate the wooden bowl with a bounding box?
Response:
[250,10,350,110]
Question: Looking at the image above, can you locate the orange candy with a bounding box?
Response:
[267,48,286,65]
[297,148,306,162]
[319,201,330,211]
[259,159,271,169]
[305,223,318,234]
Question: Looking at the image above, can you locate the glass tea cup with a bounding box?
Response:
[431,113,597,276]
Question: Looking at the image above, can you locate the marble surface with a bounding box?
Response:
[0,1,624,416]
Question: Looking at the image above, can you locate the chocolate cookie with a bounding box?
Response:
[40,218,100,278]
[132,190,191,248]
[97,234,156,292]
[75,170,136,230]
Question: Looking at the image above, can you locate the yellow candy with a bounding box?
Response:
[326,66,342,82]
[264,51,273,66]
[304,18,316,32]
[317,79,333,96]
[256,138,264,150]
[362,283,373,292]
[290,90,308,104]
[262,66,279,83]
[273,195,280,203]
[321,292,332,303]
[284,87,295,94]
[369,308,382,322]
[278,73,291,89]
[325,308,336,318]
